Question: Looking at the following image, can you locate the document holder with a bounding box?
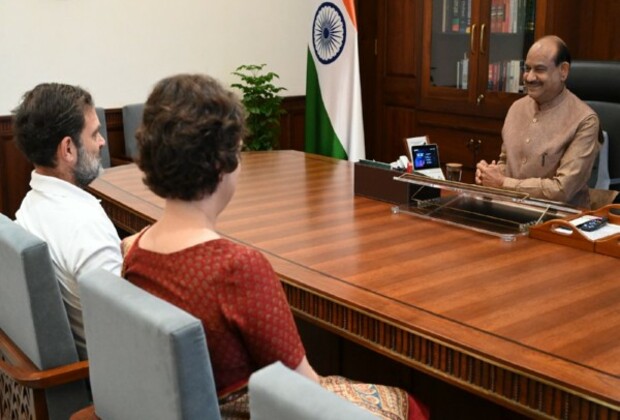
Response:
[392,173,580,241]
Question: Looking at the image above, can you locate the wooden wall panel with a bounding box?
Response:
[539,0,619,61]
[576,0,620,60]
[0,116,32,218]
[103,108,130,166]
[277,96,306,152]
[372,0,419,163]
[357,0,379,160]
[380,105,417,161]
[382,0,417,79]
[0,99,306,218]
[541,0,582,61]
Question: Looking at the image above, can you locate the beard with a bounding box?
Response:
[74,145,103,188]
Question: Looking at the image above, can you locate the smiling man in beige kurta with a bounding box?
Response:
[475,35,600,209]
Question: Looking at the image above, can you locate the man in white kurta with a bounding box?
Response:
[13,83,122,359]
[16,172,121,359]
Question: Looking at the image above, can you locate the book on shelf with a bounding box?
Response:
[459,0,471,33]
[488,60,522,92]
[456,53,469,89]
[451,0,460,32]
[444,0,535,35]
[491,0,506,33]
[443,0,471,33]
[490,0,534,34]
[524,0,536,30]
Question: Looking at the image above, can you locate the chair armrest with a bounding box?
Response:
[0,328,89,389]
[0,358,89,389]
[70,405,98,420]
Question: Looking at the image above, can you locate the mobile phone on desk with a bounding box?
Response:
[576,216,608,232]
[553,215,604,235]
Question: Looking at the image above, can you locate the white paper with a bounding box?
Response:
[553,215,620,241]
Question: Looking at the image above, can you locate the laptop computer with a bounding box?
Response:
[411,144,445,180]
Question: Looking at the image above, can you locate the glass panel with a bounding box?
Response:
[487,0,537,93]
[430,0,472,89]
[392,173,580,241]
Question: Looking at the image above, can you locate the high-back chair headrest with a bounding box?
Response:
[566,60,620,104]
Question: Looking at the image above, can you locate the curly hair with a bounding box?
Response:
[13,83,93,167]
[136,74,246,201]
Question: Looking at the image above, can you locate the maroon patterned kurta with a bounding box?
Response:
[123,235,305,395]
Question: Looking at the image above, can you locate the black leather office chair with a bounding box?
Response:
[566,60,620,191]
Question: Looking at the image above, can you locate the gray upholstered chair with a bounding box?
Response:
[121,103,144,160]
[566,60,620,192]
[0,213,90,420]
[248,362,379,420]
[79,268,220,420]
[94,107,111,168]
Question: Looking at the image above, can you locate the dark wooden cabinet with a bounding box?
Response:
[419,0,547,119]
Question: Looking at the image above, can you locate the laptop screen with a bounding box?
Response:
[411,144,441,170]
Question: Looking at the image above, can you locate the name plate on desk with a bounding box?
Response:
[354,161,439,204]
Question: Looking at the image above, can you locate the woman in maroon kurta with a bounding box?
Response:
[121,74,428,420]
[124,234,306,397]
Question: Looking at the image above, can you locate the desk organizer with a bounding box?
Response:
[529,204,620,258]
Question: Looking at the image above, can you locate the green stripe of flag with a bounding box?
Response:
[304,49,348,160]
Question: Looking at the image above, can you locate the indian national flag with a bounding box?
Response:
[305,0,365,162]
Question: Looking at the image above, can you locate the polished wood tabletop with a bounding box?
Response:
[90,150,619,419]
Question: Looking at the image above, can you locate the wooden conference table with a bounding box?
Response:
[90,151,619,419]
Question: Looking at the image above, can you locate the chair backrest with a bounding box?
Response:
[121,103,144,160]
[95,107,111,168]
[79,268,220,420]
[248,362,379,420]
[566,60,620,188]
[0,213,89,419]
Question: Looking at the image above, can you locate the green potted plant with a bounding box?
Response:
[231,64,287,151]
